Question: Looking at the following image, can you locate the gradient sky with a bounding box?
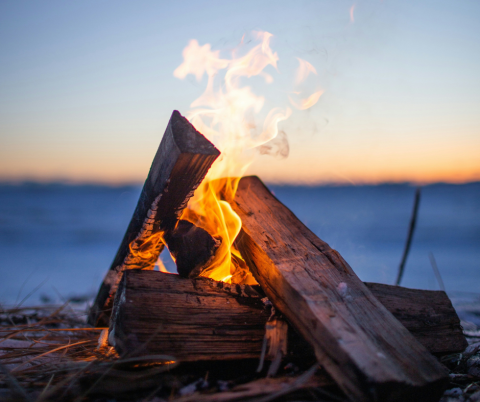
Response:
[1,0,479,184]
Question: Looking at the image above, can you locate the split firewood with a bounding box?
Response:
[364,282,467,355]
[110,270,268,361]
[109,270,465,362]
[231,176,449,402]
[88,110,220,326]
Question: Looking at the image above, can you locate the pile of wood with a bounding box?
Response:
[89,111,466,402]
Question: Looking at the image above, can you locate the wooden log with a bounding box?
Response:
[88,110,220,326]
[109,270,268,361]
[165,220,221,278]
[109,270,465,363]
[231,176,448,402]
[364,282,467,355]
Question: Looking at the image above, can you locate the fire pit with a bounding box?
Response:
[86,107,465,401]
[81,31,469,402]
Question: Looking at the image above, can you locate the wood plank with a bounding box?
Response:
[231,176,448,402]
[88,110,220,326]
[109,270,465,363]
[109,270,269,361]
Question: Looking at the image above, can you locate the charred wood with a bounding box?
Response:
[165,220,221,278]
[109,270,268,361]
[89,110,220,326]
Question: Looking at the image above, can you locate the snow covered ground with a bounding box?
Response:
[0,181,478,311]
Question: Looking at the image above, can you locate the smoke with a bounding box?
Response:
[258,130,289,159]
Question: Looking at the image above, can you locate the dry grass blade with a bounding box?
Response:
[11,340,94,373]
[37,373,55,400]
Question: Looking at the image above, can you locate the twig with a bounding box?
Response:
[395,187,421,286]
[249,363,320,402]
[429,252,446,291]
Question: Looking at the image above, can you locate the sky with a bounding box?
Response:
[1,0,479,185]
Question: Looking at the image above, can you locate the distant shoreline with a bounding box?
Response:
[0,180,479,189]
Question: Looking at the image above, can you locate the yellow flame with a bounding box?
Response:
[173,32,324,284]
[174,32,291,284]
[127,230,166,270]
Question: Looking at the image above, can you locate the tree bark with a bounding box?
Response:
[89,110,220,326]
[231,176,448,402]
[109,270,465,364]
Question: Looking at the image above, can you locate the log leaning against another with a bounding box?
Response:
[109,270,466,362]
[231,176,448,402]
[88,110,220,326]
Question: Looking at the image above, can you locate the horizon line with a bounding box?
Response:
[1,177,479,188]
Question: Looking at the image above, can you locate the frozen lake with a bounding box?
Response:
[0,181,478,308]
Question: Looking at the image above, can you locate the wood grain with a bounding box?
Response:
[364,282,466,355]
[231,176,448,402]
[109,270,465,364]
[110,270,268,361]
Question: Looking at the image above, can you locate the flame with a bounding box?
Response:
[174,31,292,284]
[173,32,323,284]
[125,230,166,270]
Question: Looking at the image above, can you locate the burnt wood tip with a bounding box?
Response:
[88,110,220,327]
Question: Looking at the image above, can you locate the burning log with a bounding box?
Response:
[231,176,449,402]
[165,219,221,278]
[109,270,465,362]
[89,110,220,326]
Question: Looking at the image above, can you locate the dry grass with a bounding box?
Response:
[2,302,479,402]
[0,304,178,401]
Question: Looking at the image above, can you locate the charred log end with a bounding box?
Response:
[164,220,221,278]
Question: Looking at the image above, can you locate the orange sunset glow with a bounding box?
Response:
[0,1,478,186]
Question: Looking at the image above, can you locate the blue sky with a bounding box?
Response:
[1,0,479,184]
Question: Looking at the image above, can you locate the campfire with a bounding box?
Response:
[86,33,466,402]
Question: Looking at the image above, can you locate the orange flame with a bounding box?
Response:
[172,32,323,284]
[127,230,166,270]
[174,32,293,284]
